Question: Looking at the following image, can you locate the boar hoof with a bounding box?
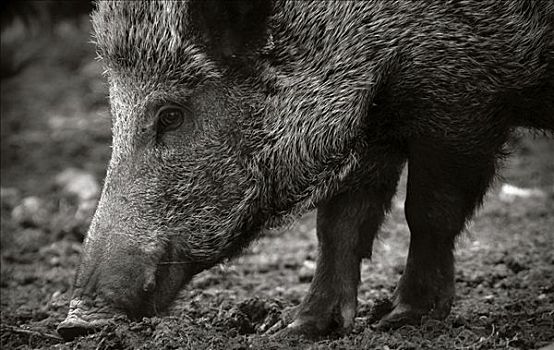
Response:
[273,318,350,339]
[272,304,355,339]
[273,320,327,339]
[373,299,451,330]
[373,303,426,330]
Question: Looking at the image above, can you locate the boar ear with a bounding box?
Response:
[190,0,272,60]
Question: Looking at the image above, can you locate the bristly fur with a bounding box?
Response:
[69,0,553,323]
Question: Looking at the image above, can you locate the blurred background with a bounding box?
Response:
[1,1,553,349]
[1,1,110,347]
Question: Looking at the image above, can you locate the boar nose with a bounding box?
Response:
[57,317,100,341]
[56,297,118,340]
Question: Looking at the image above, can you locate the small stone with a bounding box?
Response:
[499,183,546,203]
[298,260,315,283]
[492,263,510,279]
[48,256,62,266]
[11,196,49,227]
[50,290,68,308]
[55,168,100,202]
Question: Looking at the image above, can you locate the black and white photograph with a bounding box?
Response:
[1,1,553,349]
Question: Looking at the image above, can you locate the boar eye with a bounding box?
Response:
[156,105,187,133]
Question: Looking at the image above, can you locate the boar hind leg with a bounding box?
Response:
[376,141,497,329]
[282,181,399,338]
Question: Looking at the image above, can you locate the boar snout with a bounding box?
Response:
[58,233,190,340]
[57,297,119,340]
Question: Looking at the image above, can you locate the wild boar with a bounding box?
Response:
[58,0,553,340]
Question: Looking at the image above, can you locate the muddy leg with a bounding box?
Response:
[377,142,497,329]
[281,182,398,338]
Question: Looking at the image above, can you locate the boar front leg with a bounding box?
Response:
[282,181,398,338]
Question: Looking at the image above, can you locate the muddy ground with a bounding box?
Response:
[1,16,553,350]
